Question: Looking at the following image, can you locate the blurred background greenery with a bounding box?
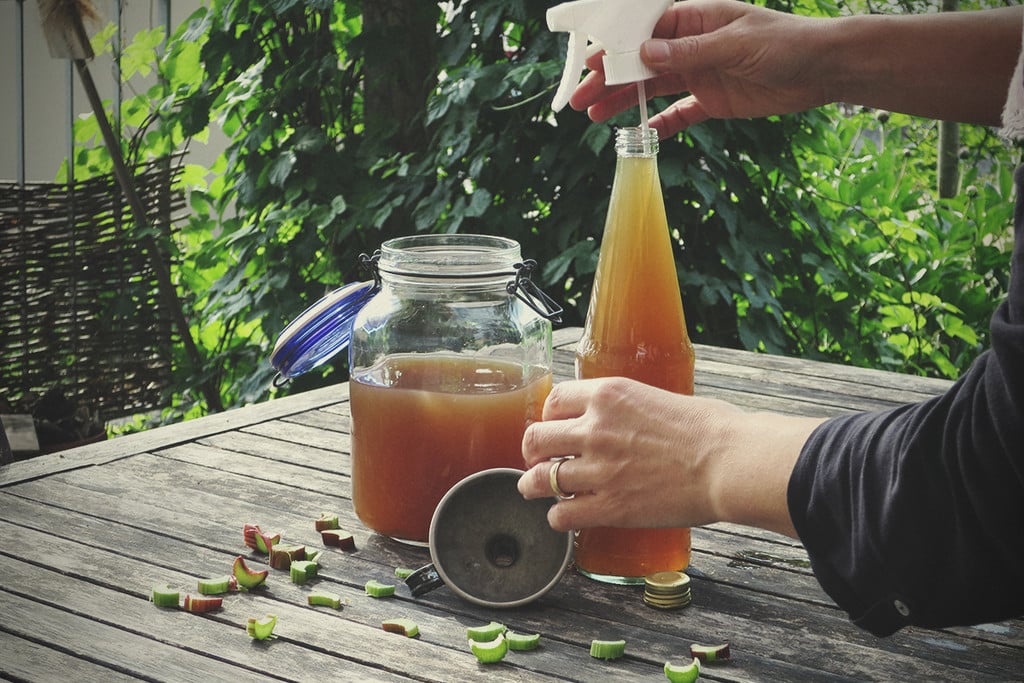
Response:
[64,0,1020,426]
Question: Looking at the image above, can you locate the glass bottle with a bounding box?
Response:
[348,234,555,545]
[574,126,695,584]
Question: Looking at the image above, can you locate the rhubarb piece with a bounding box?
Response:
[321,529,356,550]
[242,523,262,550]
[246,614,278,640]
[289,560,318,584]
[467,621,507,643]
[690,642,730,663]
[506,631,541,651]
[183,594,222,612]
[315,512,340,532]
[269,544,305,570]
[365,579,396,598]
[664,658,701,683]
[590,639,626,660]
[307,590,343,609]
[255,530,281,554]
[394,566,415,579]
[197,574,236,595]
[304,548,323,564]
[150,584,180,608]
[382,618,420,638]
[469,634,508,664]
[232,556,269,590]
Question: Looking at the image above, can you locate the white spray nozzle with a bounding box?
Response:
[547,0,671,112]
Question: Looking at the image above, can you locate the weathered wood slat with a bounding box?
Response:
[6,449,1019,681]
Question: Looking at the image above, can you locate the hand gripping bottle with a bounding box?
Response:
[547,0,672,111]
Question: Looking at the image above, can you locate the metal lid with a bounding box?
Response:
[269,280,377,382]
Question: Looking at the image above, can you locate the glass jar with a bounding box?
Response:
[574,126,695,583]
[347,234,556,545]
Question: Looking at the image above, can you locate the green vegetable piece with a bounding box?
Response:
[382,618,420,638]
[469,634,508,664]
[255,531,280,554]
[590,639,627,660]
[197,574,235,595]
[183,594,222,612]
[290,560,318,584]
[315,512,340,532]
[304,548,323,564]
[690,642,730,662]
[242,523,262,550]
[246,614,278,640]
[394,566,415,579]
[664,658,701,683]
[232,555,269,590]
[150,584,180,608]
[506,631,541,651]
[365,579,396,598]
[269,544,305,570]
[321,529,356,550]
[307,590,343,609]
[466,621,507,642]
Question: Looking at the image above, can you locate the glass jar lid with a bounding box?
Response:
[269,280,376,383]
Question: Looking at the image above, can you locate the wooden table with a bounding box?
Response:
[2,327,1020,682]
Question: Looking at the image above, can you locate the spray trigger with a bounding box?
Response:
[547,0,671,113]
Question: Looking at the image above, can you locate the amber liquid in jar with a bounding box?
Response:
[574,126,695,583]
[350,354,552,545]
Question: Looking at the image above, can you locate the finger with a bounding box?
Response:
[648,96,710,138]
[517,460,562,501]
[540,379,595,421]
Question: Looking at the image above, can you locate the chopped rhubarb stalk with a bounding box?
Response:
[315,512,340,532]
[255,530,281,554]
[467,621,507,643]
[307,590,343,609]
[150,584,180,608]
[269,544,305,570]
[382,618,420,638]
[469,634,508,664]
[232,556,269,590]
[183,594,222,612]
[690,642,731,663]
[242,523,262,550]
[590,639,626,660]
[394,567,415,579]
[506,631,541,651]
[364,579,396,598]
[198,575,235,595]
[304,548,323,564]
[246,614,278,640]
[290,560,318,584]
[664,658,701,683]
[320,529,356,550]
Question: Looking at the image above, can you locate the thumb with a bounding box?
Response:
[641,36,720,76]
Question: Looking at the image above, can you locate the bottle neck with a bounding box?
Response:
[614,126,658,158]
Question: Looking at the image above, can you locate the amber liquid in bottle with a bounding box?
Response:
[574,126,695,584]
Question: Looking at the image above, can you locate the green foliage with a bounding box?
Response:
[69,0,1019,421]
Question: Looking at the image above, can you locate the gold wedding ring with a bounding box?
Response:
[548,458,573,500]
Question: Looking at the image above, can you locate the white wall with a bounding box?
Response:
[0,0,211,183]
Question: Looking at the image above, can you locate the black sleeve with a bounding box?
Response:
[787,165,1024,637]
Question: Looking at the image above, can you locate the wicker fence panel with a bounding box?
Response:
[1,156,187,419]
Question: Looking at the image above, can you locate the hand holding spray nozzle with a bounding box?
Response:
[547,0,672,112]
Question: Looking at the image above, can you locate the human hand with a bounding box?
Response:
[569,0,833,138]
[518,376,822,537]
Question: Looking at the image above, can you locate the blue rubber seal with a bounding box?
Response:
[270,280,376,382]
